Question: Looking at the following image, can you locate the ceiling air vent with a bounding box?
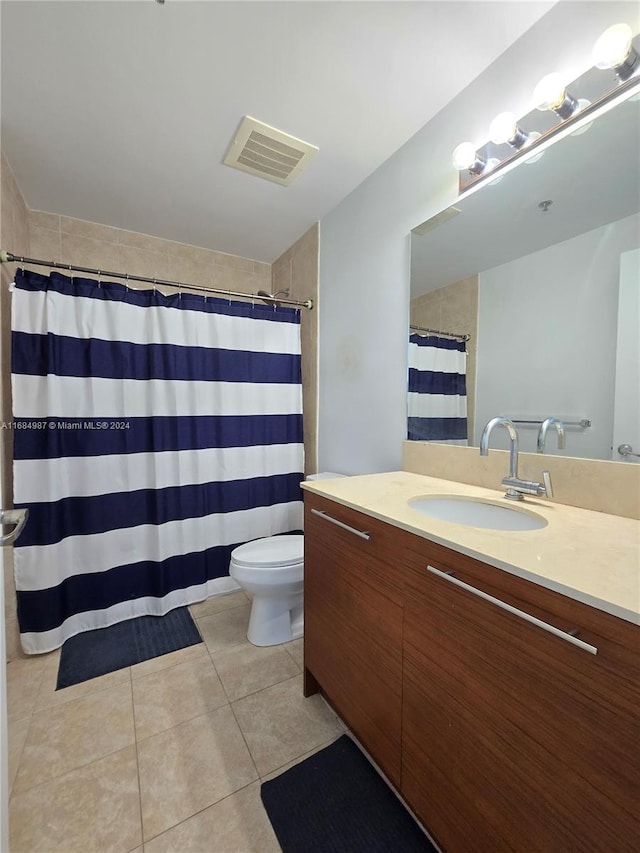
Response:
[223,116,318,186]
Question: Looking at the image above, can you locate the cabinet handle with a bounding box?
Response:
[310,508,371,540]
[426,565,598,655]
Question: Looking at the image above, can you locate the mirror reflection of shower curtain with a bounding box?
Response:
[11,269,304,654]
[407,334,468,442]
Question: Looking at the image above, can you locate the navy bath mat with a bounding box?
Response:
[260,734,436,852]
[56,606,202,689]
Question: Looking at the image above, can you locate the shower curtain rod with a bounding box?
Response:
[0,250,313,309]
[410,323,469,342]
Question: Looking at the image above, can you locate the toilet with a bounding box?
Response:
[229,473,345,646]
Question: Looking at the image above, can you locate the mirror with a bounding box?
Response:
[409,90,640,461]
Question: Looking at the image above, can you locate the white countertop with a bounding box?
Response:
[301,471,640,626]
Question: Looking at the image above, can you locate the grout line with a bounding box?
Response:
[130,671,145,847]
[201,634,261,781]
[140,779,261,848]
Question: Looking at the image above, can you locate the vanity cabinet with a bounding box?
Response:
[402,536,640,852]
[303,493,405,786]
[303,491,640,852]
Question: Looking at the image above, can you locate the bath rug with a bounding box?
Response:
[56,606,202,689]
[260,734,436,852]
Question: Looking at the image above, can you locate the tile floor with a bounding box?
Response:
[6,591,347,852]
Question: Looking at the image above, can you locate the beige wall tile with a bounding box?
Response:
[117,243,170,280]
[119,228,172,254]
[213,264,259,294]
[212,250,255,273]
[28,209,60,232]
[168,240,217,267]
[60,215,119,244]
[137,705,258,840]
[271,254,292,293]
[167,251,215,288]
[29,224,62,262]
[9,745,142,853]
[61,232,119,271]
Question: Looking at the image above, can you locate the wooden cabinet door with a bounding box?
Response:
[401,551,640,853]
[303,494,405,786]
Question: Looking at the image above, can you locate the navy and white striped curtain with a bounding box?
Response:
[407,334,467,442]
[12,269,304,654]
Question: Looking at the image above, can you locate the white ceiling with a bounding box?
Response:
[1,0,555,263]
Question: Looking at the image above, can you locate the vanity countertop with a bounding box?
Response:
[301,471,640,625]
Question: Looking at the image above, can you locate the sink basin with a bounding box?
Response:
[408,495,547,531]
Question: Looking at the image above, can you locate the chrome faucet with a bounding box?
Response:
[480,416,553,501]
[537,417,566,453]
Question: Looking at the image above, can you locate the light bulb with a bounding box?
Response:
[490,112,530,148]
[534,73,567,110]
[592,23,633,69]
[534,73,580,119]
[592,23,639,81]
[451,142,478,170]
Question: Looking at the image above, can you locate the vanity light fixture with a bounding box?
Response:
[593,23,639,81]
[489,112,531,149]
[451,142,495,175]
[533,73,587,119]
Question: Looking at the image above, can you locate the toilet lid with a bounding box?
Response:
[231,534,304,568]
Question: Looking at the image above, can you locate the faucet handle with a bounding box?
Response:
[542,470,553,499]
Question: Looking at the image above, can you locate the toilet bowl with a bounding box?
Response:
[229,535,304,646]
[229,472,345,646]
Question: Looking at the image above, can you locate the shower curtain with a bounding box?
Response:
[407,333,467,442]
[11,269,304,653]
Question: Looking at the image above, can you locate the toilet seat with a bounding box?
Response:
[230,535,304,569]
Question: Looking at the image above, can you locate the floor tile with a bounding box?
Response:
[212,642,299,702]
[14,682,135,792]
[232,674,345,776]
[283,637,303,669]
[9,745,141,853]
[133,655,228,740]
[138,704,258,840]
[130,640,208,680]
[260,734,346,783]
[189,590,248,619]
[197,604,252,653]
[35,649,130,711]
[144,781,280,853]
[7,716,30,797]
[6,653,48,721]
